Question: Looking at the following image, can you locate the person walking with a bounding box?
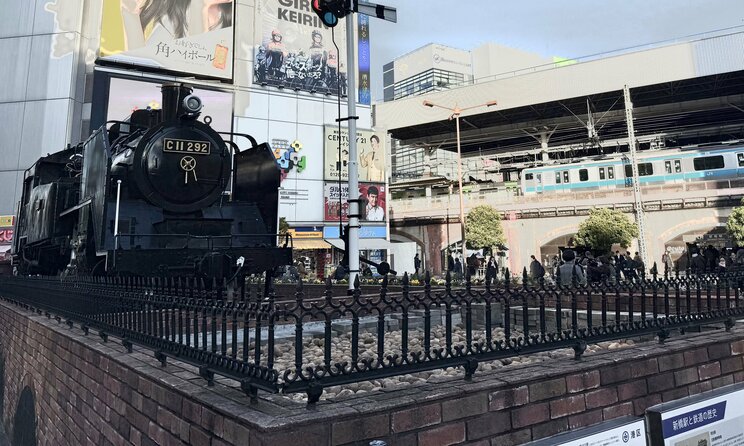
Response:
[661,249,674,275]
[485,256,497,284]
[529,255,545,284]
[633,252,644,279]
[454,257,463,279]
[558,250,586,285]
[413,253,421,276]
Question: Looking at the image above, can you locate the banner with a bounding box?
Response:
[254,0,347,95]
[99,0,235,80]
[357,14,371,105]
[323,126,386,182]
[324,182,385,222]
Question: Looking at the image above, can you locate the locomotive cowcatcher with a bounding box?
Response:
[12,83,292,279]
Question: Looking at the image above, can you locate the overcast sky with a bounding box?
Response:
[368,0,744,101]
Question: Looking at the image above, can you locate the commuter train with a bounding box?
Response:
[520,144,744,195]
[13,83,292,278]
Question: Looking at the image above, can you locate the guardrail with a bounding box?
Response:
[0,269,742,404]
[391,191,744,223]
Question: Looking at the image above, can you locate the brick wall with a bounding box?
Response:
[0,300,743,446]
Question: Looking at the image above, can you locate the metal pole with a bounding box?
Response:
[455,114,467,265]
[114,179,122,249]
[345,14,360,290]
[623,85,649,268]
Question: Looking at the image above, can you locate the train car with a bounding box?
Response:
[12,83,292,279]
[520,143,744,195]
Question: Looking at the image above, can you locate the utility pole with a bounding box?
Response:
[623,85,649,268]
[312,0,396,290]
[344,13,361,290]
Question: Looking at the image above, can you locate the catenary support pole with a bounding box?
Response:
[623,85,649,268]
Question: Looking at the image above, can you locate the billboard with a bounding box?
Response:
[324,183,385,222]
[0,216,13,263]
[99,0,235,80]
[254,0,347,95]
[106,77,233,133]
[323,126,386,182]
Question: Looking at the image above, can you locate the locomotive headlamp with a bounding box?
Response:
[182,95,203,115]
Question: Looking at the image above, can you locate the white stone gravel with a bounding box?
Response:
[234,322,638,403]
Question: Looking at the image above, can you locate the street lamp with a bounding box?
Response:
[423,99,498,270]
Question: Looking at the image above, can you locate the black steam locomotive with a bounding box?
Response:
[12,83,291,279]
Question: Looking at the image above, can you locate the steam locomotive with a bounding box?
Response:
[12,83,292,279]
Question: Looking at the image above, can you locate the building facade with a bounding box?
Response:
[0,0,390,278]
[377,30,744,275]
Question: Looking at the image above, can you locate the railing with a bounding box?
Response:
[390,180,744,221]
[0,269,742,404]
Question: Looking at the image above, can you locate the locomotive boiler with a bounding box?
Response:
[13,83,291,279]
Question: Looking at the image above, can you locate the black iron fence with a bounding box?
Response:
[0,270,742,403]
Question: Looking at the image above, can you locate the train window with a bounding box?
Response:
[563,171,570,183]
[525,173,533,180]
[664,161,672,174]
[599,167,605,180]
[536,173,542,183]
[693,155,724,171]
[608,166,614,179]
[555,172,561,183]
[738,153,744,167]
[674,160,681,173]
[624,163,654,177]
[579,169,588,181]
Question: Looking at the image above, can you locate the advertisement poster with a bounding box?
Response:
[0,216,14,263]
[323,126,386,182]
[106,77,234,132]
[254,0,347,95]
[357,14,371,105]
[324,183,385,222]
[99,0,235,80]
[647,384,744,446]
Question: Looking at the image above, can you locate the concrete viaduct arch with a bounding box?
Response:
[392,207,734,275]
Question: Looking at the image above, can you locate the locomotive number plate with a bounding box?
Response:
[163,138,211,155]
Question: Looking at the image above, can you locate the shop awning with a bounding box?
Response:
[291,238,332,250]
[325,238,391,250]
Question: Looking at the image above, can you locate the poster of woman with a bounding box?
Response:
[99,0,235,79]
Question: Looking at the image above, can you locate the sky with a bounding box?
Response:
[367,0,744,101]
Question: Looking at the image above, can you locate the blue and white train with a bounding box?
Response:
[520,144,744,195]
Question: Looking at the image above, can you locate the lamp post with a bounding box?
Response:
[423,99,497,268]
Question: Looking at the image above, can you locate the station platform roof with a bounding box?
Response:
[374,29,744,156]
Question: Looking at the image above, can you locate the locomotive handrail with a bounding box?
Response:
[218,131,259,151]
[114,233,291,250]
[104,120,150,132]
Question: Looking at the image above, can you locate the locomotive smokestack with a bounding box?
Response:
[161,83,194,122]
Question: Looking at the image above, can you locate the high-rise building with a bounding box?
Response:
[382,42,553,102]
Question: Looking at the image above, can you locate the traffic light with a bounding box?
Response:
[311,0,350,27]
